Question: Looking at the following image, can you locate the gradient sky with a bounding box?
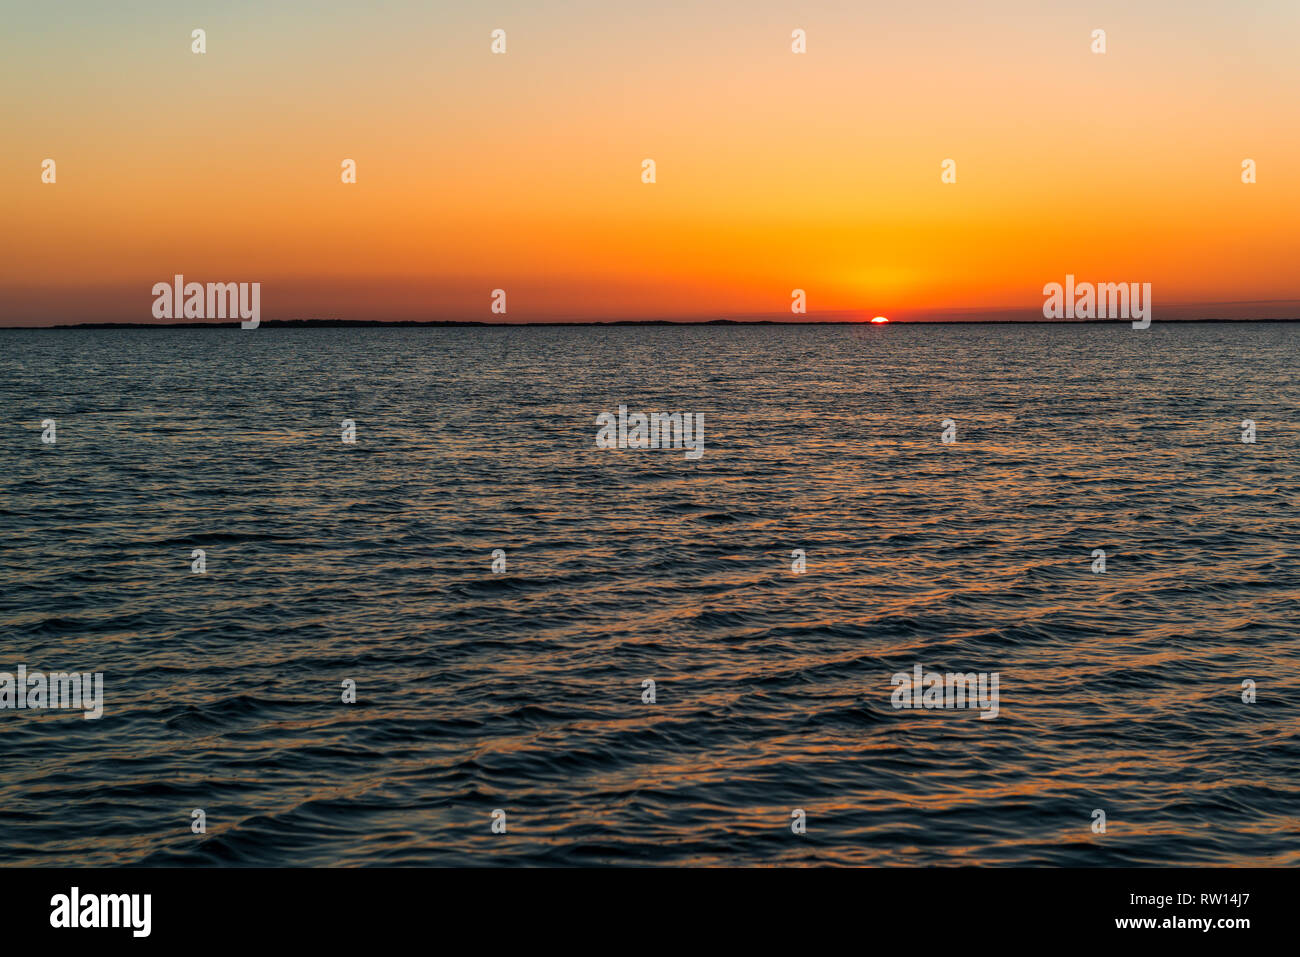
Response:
[3,0,1299,324]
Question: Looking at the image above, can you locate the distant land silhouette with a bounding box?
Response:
[22,316,1300,329]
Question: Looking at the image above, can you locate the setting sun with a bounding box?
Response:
[870,316,890,324]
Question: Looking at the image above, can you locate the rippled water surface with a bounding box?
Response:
[1,323,1297,866]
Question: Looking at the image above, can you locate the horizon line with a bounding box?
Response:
[6,316,1300,330]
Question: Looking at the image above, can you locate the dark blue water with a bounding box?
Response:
[1,323,1297,865]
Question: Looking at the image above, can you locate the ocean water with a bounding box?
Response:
[1,322,1297,866]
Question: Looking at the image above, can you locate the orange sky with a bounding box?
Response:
[3,1,1299,324]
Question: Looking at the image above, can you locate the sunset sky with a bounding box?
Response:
[3,0,1299,324]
